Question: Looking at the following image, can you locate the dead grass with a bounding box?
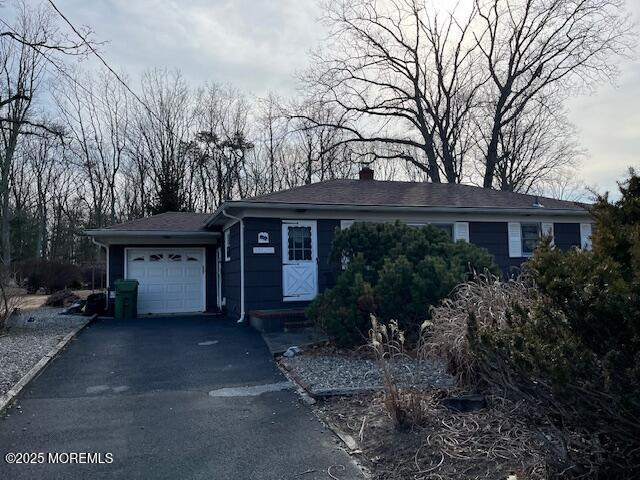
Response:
[18,289,96,311]
[317,391,548,480]
[427,273,538,387]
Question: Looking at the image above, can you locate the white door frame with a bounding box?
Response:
[124,247,207,313]
[282,220,318,302]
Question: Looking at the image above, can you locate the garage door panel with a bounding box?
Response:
[166,265,186,277]
[144,283,165,294]
[184,265,200,276]
[128,265,146,277]
[125,248,205,315]
[165,283,185,294]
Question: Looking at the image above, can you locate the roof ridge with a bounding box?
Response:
[245,178,580,206]
[242,178,347,202]
[105,211,213,230]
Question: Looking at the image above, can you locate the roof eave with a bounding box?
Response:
[84,230,221,238]
[207,200,589,222]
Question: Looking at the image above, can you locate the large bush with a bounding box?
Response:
[307,222,498,346]
[14,258,83,293]
[430,170,640,478]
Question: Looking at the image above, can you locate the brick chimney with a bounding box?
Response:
[359,166,374,180]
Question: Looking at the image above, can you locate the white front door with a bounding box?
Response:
[125,248,205,314]
[282,220,318,302]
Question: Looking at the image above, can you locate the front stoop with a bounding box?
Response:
[249,309,310,333]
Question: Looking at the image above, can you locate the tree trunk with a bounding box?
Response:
[0,123,20,266]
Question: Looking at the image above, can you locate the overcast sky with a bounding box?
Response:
[50,0,640,195]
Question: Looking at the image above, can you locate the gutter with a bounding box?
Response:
[221,209,245,324]
[207,201,590,226]
[91,237,109,303]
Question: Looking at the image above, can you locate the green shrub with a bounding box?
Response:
[526,170,640,395]
[306,255,375,346]
[429,170,640,478]
[329,222,496,281]
[375,255,460,332]
[308,222,498,346]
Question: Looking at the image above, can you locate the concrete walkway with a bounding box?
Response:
[0,316,363,479]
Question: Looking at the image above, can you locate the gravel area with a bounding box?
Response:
[0,309,88,397]
[283,354,454,394]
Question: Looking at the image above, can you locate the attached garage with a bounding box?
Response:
[125,248,206,315]
[85,212,221,316]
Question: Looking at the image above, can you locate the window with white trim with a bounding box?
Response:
[521,223,541,256]
[224,229,231,261]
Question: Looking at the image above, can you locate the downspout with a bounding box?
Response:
[91,237,109,310]
[221,209,245,323]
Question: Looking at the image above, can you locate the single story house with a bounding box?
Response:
[85,168,592,321]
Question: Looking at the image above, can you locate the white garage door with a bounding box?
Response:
[125,248,205,314]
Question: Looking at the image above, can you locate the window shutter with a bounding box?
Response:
[508,222,522,258]
[454,222,469,242]
[541,222,554,245]
[340,220,354,230]
[580,223,593,250]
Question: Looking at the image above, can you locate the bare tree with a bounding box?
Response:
[475,0,633,188]
[0,2,49,266]
[23,131,61,257]
[53,68,130,227]
[133,68,194,214]
[192,82,253,208]
[288,99,355,185]
[492,93,583,193]
[301,0,481,183]
[303,0,633,190]
[255,92,288,192]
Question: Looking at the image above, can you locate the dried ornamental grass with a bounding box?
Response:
[426,274,538,386]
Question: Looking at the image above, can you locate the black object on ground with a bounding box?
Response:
[84,292,106,315]
[441,394,487,412]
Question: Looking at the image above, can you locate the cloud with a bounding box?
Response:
[63,0,324,93]
[566,2,640,194]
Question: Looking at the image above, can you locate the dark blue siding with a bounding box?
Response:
[318,220,340,291]
[243,218,339,313]
[469,221,584,275]
[468,222,525,275]
[205,246,216,311]
[554,223,581,251]
[222,222,242,319]
[107,243,218,312]
[108,245,125,287]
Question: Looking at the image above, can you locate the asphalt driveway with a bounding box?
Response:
[0,316,363,479]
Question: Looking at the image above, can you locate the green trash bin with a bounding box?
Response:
[114,279,139,319]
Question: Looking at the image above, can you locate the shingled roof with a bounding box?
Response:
[104,212,213,231]
[239,179,586,211]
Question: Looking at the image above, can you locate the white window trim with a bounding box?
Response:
[453,222,469,242]
[224,229,231,262]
